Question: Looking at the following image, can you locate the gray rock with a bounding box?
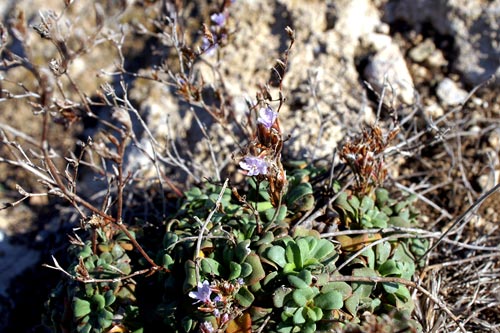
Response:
[384,0,500,87]
[436,77,468,106]
[364,35,415,105]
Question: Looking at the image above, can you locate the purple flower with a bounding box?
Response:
[189,280,212,304]
[210,13,226,27]
[257,106,278,129]
[220,313,229,325]
[202,36,218,57]
[200,321,214,333]
[239,156,268,176]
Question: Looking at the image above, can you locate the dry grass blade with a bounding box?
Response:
[417,182,500,262]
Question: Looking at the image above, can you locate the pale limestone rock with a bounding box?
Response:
[384,0,500,87]
[436,78,468,106]
[364,35,415,105]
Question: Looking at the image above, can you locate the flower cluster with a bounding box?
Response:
[238,105,280,177]
[188,279,246,332]
[238,101,287,206]
[201,11,229,56]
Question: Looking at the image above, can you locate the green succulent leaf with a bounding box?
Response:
[302,322,316,333]
[91,294,106,310]
[286,182,313,206]
[111,243,125,258]
[314,290,343,310]
[397,261,415,280]
[266,245,287,268]
[410,238,429,257]
[375,188,389,206]
[263,271,279,286]
[256,201,274,213]
[395,285,412,302]
[321,282,352,299]
[223,244,235,263]
[352,267,378,298]
[360,196,374,212]
[392,244,416,278]
[182,318,194,332]
[115,257,132,275]
[104,290,116,307]
[244,253,265,285]
[97,309,113,328]
[348,195,360,210]
[283,262,296,274]
[240,262,253,278]
[292,226,321,239]
[229,261,242,280]
[84,284,95,298]
[345,293,360,316]
[235,286,255,308]
[276,323,294,333]
[162,253,174,270]
[382,281,400,294]
[183,260,198,292]
[307,306,323,322]
[83,258,95,272]
[100,251,114,264]
[389,216,410,227]
[379,259,404,277]
[116,230,135,242]
[371,211,389,228]
[201,258,221,276]
[255,231,275,246]
[292,307,306,324]
[286,241,303,270]
[77,322,92,333]
[162,232,178,249]
[298,270,313,286]
[335,192,355,216]
[273,286,293,308]
[264,205,287,222]
[72,297,91,318]
[309,239,335,262]
[235,240,251,263]
[292,287,314,307]
[361,247,376,269]
[375,241,391,265]
[79,244,93,259]
[288,275,309,289]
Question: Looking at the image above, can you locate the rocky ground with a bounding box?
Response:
[0,0,499,332]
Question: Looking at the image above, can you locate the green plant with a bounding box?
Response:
[34,3,431,332]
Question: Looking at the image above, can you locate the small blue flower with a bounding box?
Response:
[210,13,226,27]
[189,280,212,304]
[239,156,268,176]
[257,106,278,129]
[202,36,218,56]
